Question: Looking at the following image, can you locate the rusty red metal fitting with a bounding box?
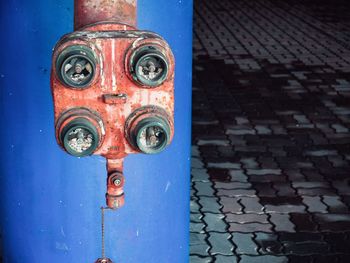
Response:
[105,159,125,209]
[106,171,125,209]
[106,193,125,210]
[51,28,175,160]
[51,0,175,211]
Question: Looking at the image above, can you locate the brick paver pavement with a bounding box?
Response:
[190,0,350,262]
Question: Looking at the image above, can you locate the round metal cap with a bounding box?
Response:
[56,45,96,88]
[60,118,99,157]
[95,258,113,263]
[134,116,170,154]
[130,46,168,87]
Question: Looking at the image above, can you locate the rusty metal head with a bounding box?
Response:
[51,20,175,210]
[51,24,174,160]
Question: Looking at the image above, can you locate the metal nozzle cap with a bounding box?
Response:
[56,45,96,88]
[134,116,170,154]
[60,117,99,157]
[130,46,168,87]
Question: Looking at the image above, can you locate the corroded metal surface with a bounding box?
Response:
[74,0,137,30]
[51,23,175,209]
[51,26,175,160]
[106,159,125,209]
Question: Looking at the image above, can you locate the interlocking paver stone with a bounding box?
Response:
[192,157,205,168]
[199,197,223,213]
[219,196,243,214]
[315,213,350,223]
[240,158,259,169]
[240,197,265,213]
[229,223,273,233]
[208,233,234,255]
[302,196,328,213]
[269,213,296,233]
[191,199,201,214]
[255,232,283,254]
[197,140,231,146]
[247,169,282,176]
[231,233,259,255]
[273,183,296,197]
[191,222,206,233]
[190,256,212,263]
[332,124,349,133]
[265,204,306,213]
[192,168,210,182]
[204,213,227,232]
[297,188,337,196]
[304,150,338,157]
[190,232,210,256]
[192,146,201,157]
[332,180,350,195]
[240,255,288,263]
[191,213,203,223]
[226,128,256,135]
[207,162,241,169]
[322,196,349,213]
[226,213,269,224]
[293,182,329,189]
[215,255,238,263]
[194,181,215,196]
[214,182,252,190]
[228,170,249,182]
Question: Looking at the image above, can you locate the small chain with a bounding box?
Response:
[96,207,114,263]
[101,207,106,258]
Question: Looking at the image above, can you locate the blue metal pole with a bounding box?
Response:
[0,0,193,262]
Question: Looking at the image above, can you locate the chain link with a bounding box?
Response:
[96,207,114,263]
[101,207,106,258]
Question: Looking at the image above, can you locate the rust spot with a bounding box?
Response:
[74,0,137,30]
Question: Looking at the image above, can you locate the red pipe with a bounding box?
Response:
[74,0,137,30]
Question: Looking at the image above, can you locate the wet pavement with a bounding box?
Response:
[190,0,350,262]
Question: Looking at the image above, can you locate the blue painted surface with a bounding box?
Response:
[0,0,193,262]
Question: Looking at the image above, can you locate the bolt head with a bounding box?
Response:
[113,178,122,186]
